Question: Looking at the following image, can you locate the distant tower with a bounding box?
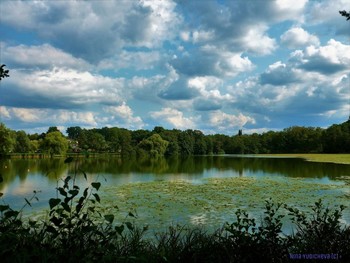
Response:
[238,129,243,136]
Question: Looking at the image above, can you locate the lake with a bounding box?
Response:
[1,155,350,233]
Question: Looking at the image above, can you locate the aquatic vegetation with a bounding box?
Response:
[101,176,350,232]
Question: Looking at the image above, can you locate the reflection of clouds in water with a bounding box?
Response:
[190,213,207,226]
[12,180,39,196]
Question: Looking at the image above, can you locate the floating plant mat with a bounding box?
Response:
[100,176,350,233]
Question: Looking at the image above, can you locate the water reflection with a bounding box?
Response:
[0,156,349,206]
[1,155,350,189]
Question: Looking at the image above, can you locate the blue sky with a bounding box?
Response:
[0,0,349,135]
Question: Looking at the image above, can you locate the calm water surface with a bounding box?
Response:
[1,155,350,231]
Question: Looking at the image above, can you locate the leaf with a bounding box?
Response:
[64,157,74,163]
[76,203,83,214]
[46,225,58,234]
[115,224,124,235]
[29,220,37,227]
[68,189,79,197]
[25,198,32,207]
[57,187,67,197]
[5,210,19,219]
[93,193,100,203]
[64,176,71,187]
[83,188,88,198]
[0,205,10,212]
[49,198,61,210]
[50,216,62,226]
[81,170,87,181]
[128,211,136,218]
[91,182,101,191]
[125,221,134,231]
[61,202,71,213]
[104,214,114,224]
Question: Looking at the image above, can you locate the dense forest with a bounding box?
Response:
[1,119,349,157]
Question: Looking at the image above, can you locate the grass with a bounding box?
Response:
[256,154,350,165]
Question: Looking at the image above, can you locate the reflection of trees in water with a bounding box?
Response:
[1,156,350,190]
[64,155,350,179]
[0,158,67,190]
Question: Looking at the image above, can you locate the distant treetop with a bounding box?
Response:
[0,64,10,81]
[339,10,350,21]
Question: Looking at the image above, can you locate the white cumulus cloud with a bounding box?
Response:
[281,27,320,49]
[150,108,195,129]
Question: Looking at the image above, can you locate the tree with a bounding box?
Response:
[40,131,68,156]
[193,130,207,155]
[137,134,169,157]
[339,10,350,21]
[178,130,194,155]
[66,126,83,140]
[47,126,60,134]
[0,123,15,155]
[14,130,31,153]
[0,64,9,81]
[86,131,107,152]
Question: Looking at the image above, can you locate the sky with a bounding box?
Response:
[0,0,349,135]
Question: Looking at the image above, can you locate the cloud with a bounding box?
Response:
[193,99,222,111]
[2,43,91,70]
[206,111,255,131]
[150,107,195,129]
[158,74,200,100]
[308,0,350,36]
[260,40,350,87]
[260,61,300,86]
[2,106,98,127]
[172,48,254,77]
[0,0,181,63]
[239,24,277,55]
[1,68,125,109]
[281,27,320,49]
[103,102,144,129]
[98,50,161,71]
[295,39,350,75]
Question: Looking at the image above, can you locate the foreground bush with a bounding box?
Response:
[1,160,349,262]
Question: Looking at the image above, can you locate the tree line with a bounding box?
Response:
[0,119,349,157]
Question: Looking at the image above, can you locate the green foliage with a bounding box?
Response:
[1,119,350,156]
[66,126,83,140]
[224,199,288,262]
[339,10,350,21]
[285,199,350,256]
[47,126,60,134]
[137,134,169,157]
[14,130,31,153]
[40,131,68,156]
[0,158,140,262]
[0,64,9,81]
[0,123,16,155]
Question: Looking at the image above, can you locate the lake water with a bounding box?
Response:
[1,155,350,233]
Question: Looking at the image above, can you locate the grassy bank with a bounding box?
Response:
[257,154,350,165]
